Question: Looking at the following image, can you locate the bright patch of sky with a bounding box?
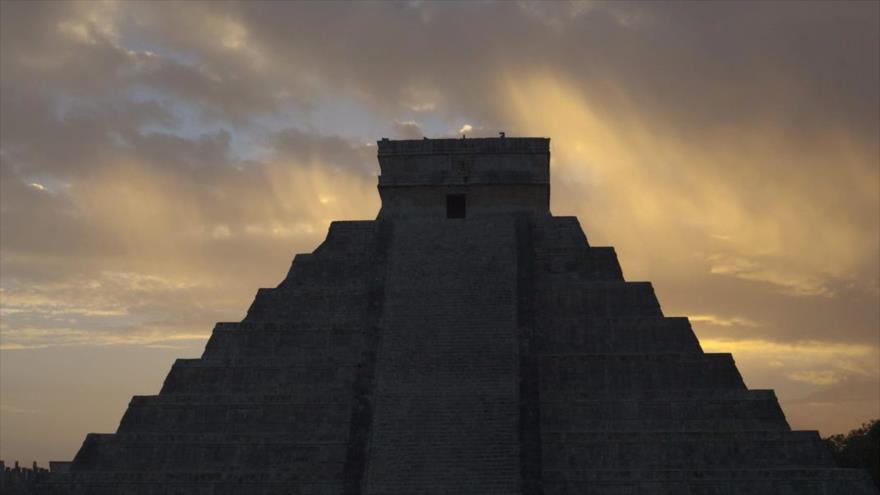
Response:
[116,33,477,153]
[19,176,69,195]
[115,28,204,67]
[304,90,396,142]
[293,87,480,142]
[125,86,266,162]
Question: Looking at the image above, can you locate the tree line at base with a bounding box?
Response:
[823,419,879,490]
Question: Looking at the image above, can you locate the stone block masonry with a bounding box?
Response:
[39,137,877,494]
[365,218,521,494]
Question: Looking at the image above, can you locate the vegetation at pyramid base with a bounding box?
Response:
[824,419,879,489]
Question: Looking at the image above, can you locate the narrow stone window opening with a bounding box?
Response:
[446,194,466,219]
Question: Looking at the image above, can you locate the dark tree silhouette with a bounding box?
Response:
[824,419,879,489]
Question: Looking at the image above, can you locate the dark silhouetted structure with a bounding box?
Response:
[2,461,50,494]
[41,137,876,493]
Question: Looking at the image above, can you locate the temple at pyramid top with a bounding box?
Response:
[377,136,551,218]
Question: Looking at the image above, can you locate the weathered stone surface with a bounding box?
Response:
[364,218,521,493]
[41,137,877,494]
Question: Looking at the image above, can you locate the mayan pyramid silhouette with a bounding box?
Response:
[45,137,876,494]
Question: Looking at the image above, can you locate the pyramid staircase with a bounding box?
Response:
[43,137,876,494]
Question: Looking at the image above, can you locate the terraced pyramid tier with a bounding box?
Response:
[43,138,876,494]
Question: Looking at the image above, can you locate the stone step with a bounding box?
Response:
[41,477,342,495]
[126,393,342,404]
[531,217,623,280]
[201,324,369,362]
[177,355,356,367]
[279,254,377,291]
[541,389,789,432]
[368,471,519,495]
[537,281,664,318]
[536,247,624,278]
[160,360,354,396]
[542,468,877,495]
[536,316,702,354]
[369,395,519,435]
[44,468,877,495]
[243,286,373,324]
[540,353,745,398]
[371,317,520,395]
[533,216,590,248]
[276,221,379,281]
[311,220,378,256]
[71,433,347,475]
[582,247,625,280]
[118,398,351,436]
[534,246,624,281]
[542,430,834,470]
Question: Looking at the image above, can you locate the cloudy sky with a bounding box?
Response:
[1,1,878,464]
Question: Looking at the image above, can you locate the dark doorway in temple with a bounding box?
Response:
[447,194,466,218]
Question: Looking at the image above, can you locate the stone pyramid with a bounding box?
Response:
[46,137,876,494]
